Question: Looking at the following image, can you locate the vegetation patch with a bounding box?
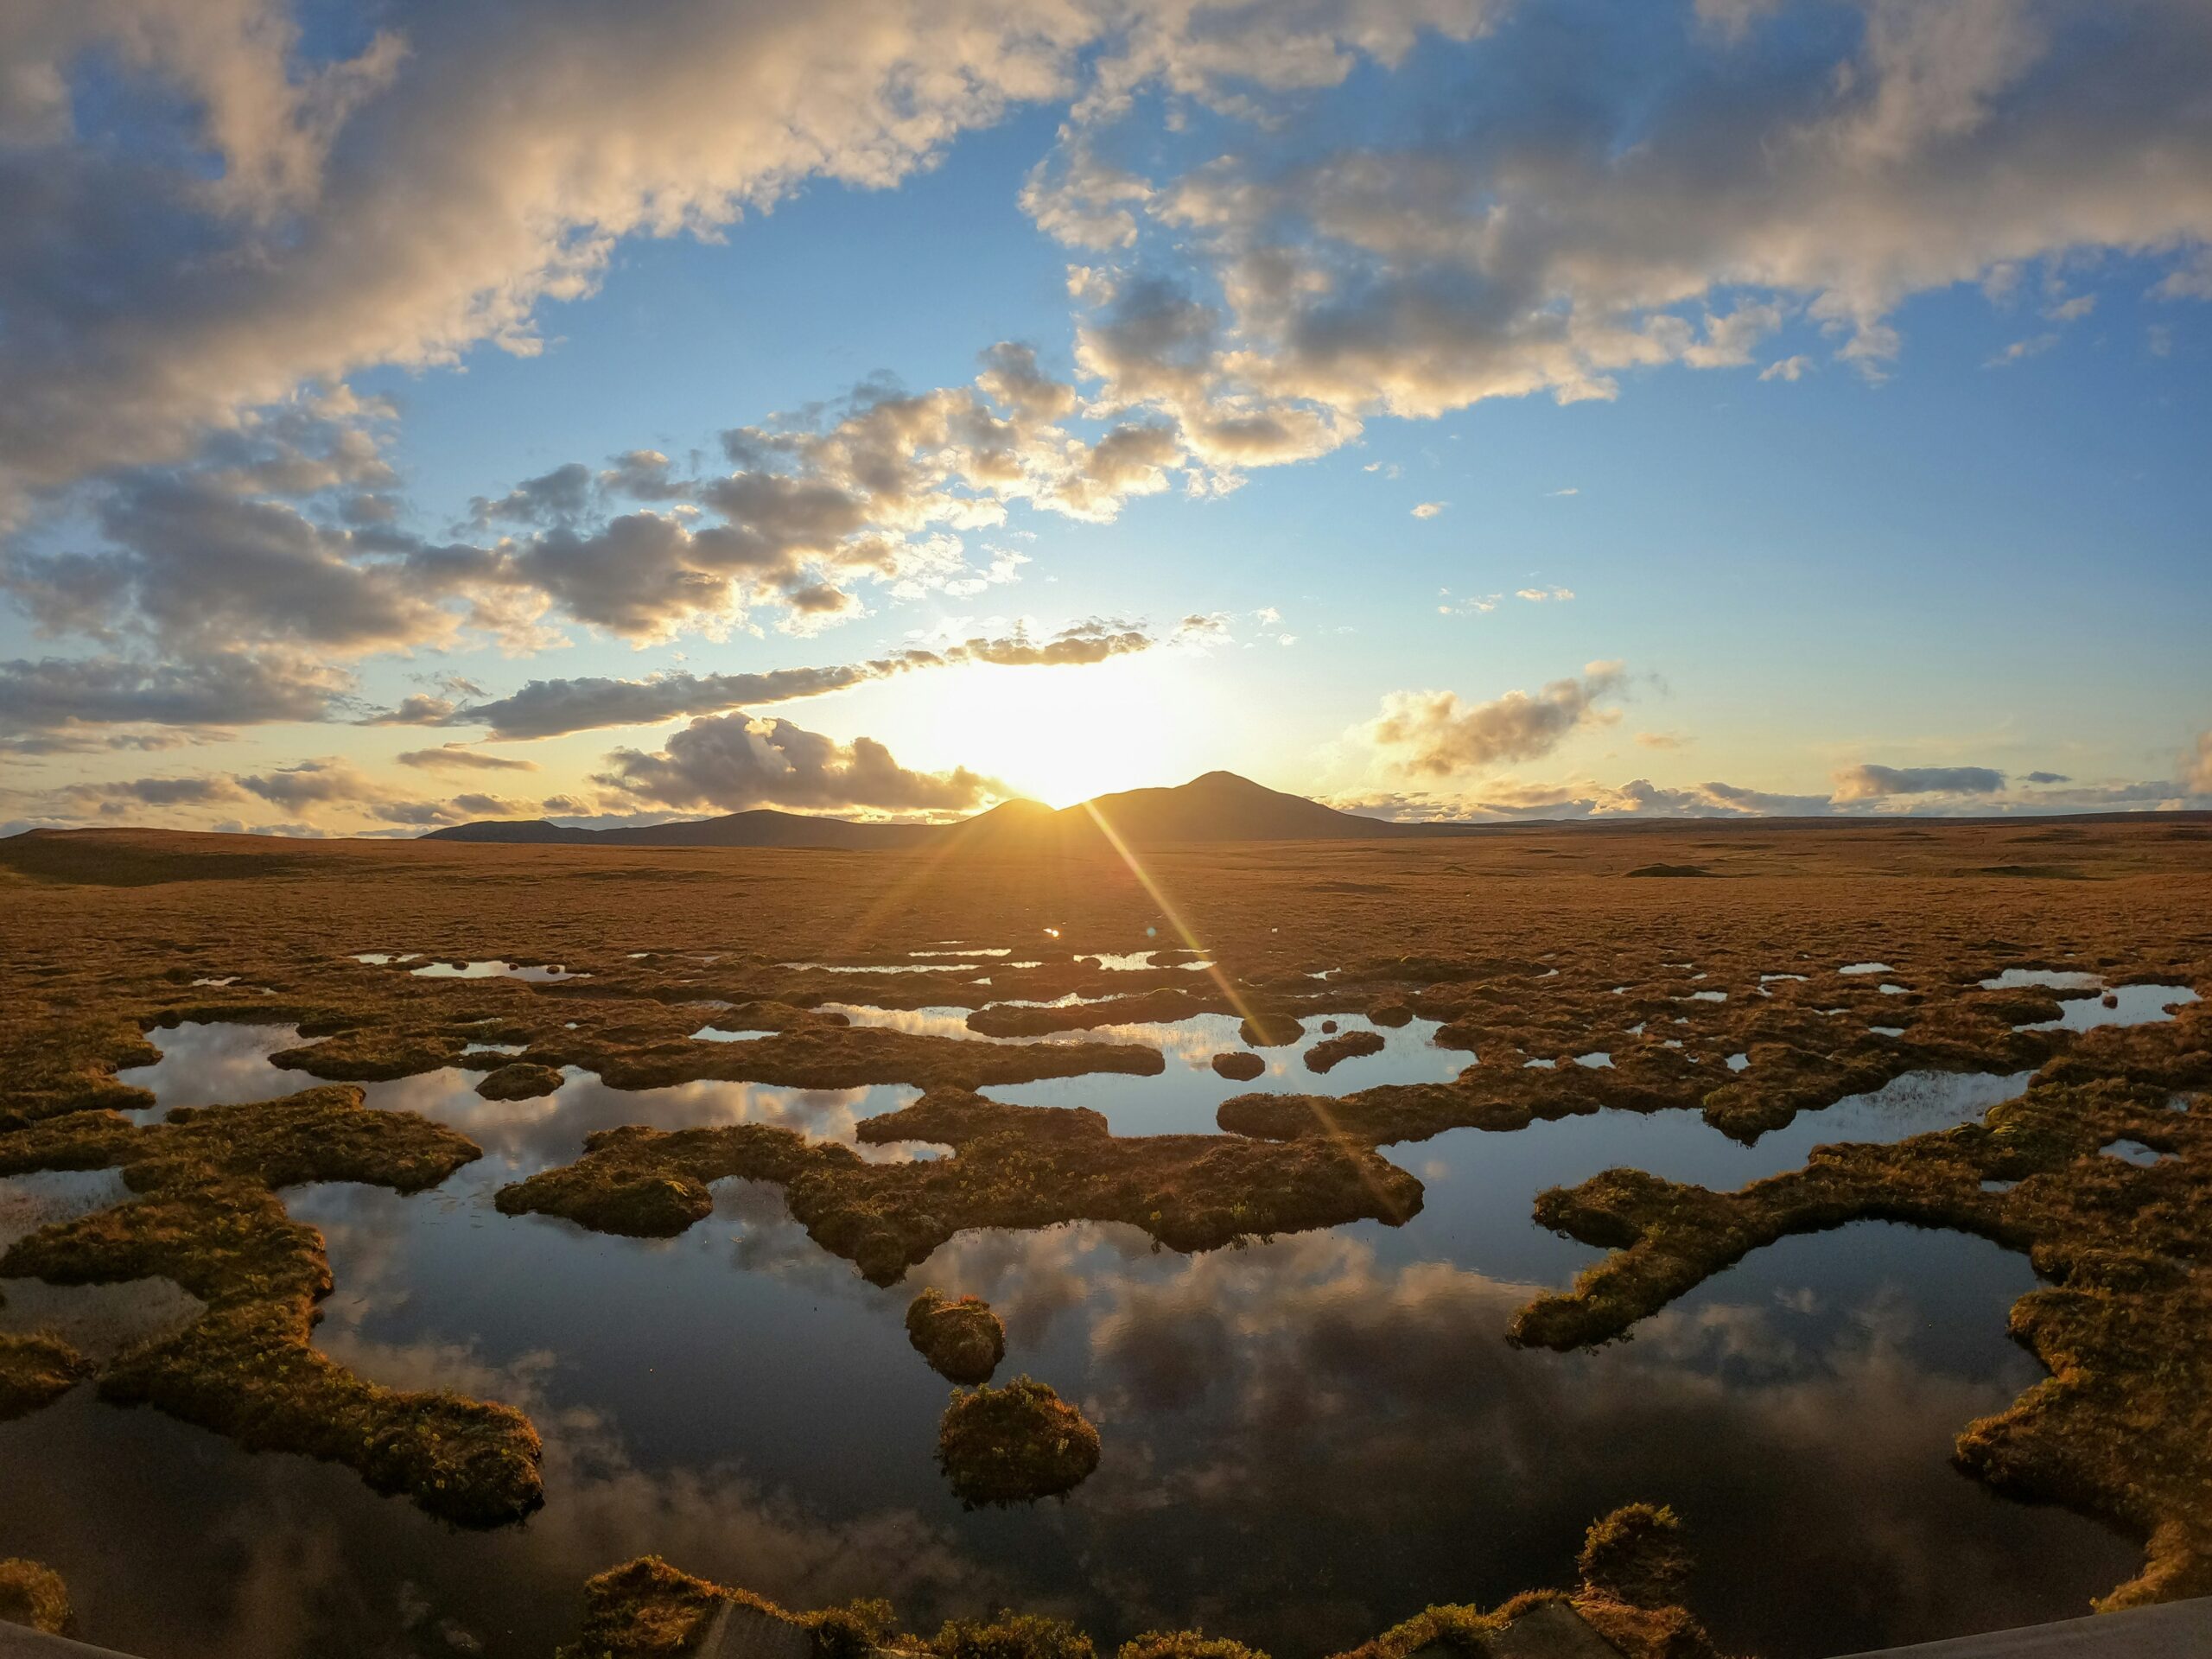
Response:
[1510,1017,2212,1611]
[0,1558,73,1636]
[937,1376,1101,1506]
[0,1087,543,1526]
[558,1501,1719,1658]
[906,1288,1006,1384]
[0,1331,93,1419]
[498,1089,1422,1284]
[1211,1051,1266,1082]
[1305,1029,1385,1073]
[475,1060,565,1100]
[1624,864,1713,878]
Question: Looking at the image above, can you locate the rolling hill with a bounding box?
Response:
[419,771,1467,850]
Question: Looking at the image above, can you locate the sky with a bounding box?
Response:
[1,0,2209,835]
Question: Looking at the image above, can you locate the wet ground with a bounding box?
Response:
[0,1014,2157,1659]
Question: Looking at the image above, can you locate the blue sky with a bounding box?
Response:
[1,0,2208,830]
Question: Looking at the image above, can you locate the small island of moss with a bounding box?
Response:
[937,1376,1101,1507]
[906,1288,1006,1385]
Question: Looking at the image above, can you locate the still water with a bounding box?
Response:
[0,1020,2145,1659]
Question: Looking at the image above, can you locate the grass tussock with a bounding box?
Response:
[499,1089,1422,1285]
[0,1558,73,1636]
[3,819,2209,1623]
[1510,1036,2212,1610]
[937,1375,1101,1507]
[560,1502,1720,1659]
[0,1087,543,1526]
[906,1288,1006,1384]
[1304,1029,1384,1073]
[1210,1051,1265,1081]
[1342,1504,1725,1659]
[0,1331,93,1419]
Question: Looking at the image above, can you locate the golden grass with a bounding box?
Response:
[1510,1027,2212,1609]
[0,817,2207,1615]
[906,1288,1006,1384]
[497,1089,1422,1284]
[0,1087,543,1525]
[936,1375,1101,1507]
[0,1558,72,1636]
[558,1503,1723,1658]
[0,1331,92,1419]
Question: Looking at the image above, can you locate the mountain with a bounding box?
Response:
[420,772,1478,850]
[1071,771,1422,844]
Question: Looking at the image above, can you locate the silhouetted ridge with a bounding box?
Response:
[419,772,1486,849]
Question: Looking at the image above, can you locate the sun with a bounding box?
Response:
[844,652,1219,809]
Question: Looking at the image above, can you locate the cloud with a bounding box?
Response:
[1,474,520,657]
[1367,662,1628,778]
[1410,501,1446,518]
[467,463,594,528]
[395,744,539,773]
[1077,0,2212,423]
[2020,770,2070,785]
[1635,732,1688,750]
[1760,355,1813,382]
[359,695,459,727]
[1985,334,2058,368]
[1515,586,1574,602]
[1831,764,2008,800]
[596,712,1004,816]
[0,0,1116,518]
[441,622,1158,741]
[0,652,348,734]
[2185,733,2212,795]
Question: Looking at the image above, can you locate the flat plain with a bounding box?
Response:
[1,817,2208,1658]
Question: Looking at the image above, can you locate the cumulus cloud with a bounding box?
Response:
[1367,662,1628,777]
[1066,0,2212,427]
[0,652,348,734]
[2,474,523,656]
[596,713,1003,817]
[1831,764,2008,800]
[1410,501,1446,518]
[0,0,1110,516]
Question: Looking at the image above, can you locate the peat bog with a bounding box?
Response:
[0,818,2207,1656]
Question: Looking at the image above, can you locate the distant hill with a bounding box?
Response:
[423,819,601,845]
[422,810,932,850]
[419,771,1478,850]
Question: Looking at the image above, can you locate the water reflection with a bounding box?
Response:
[410,959,586,982]
[991,1011,1465,1136]
[2017,982,2197,1033]
[115,1023,938,1172]
[0,1021,2145,1659]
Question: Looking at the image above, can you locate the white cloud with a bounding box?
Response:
[1410,501,1446,518]
[1366,662,1628,777]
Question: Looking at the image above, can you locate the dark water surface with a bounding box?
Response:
[0,1020,2144,1659]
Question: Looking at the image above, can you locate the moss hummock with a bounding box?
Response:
[906,1288,1006,1384]
[937,1376,1101,1507]
[497,1089,1423,1285]
[0,1087,543,1527]
[0,1558,72,1635]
